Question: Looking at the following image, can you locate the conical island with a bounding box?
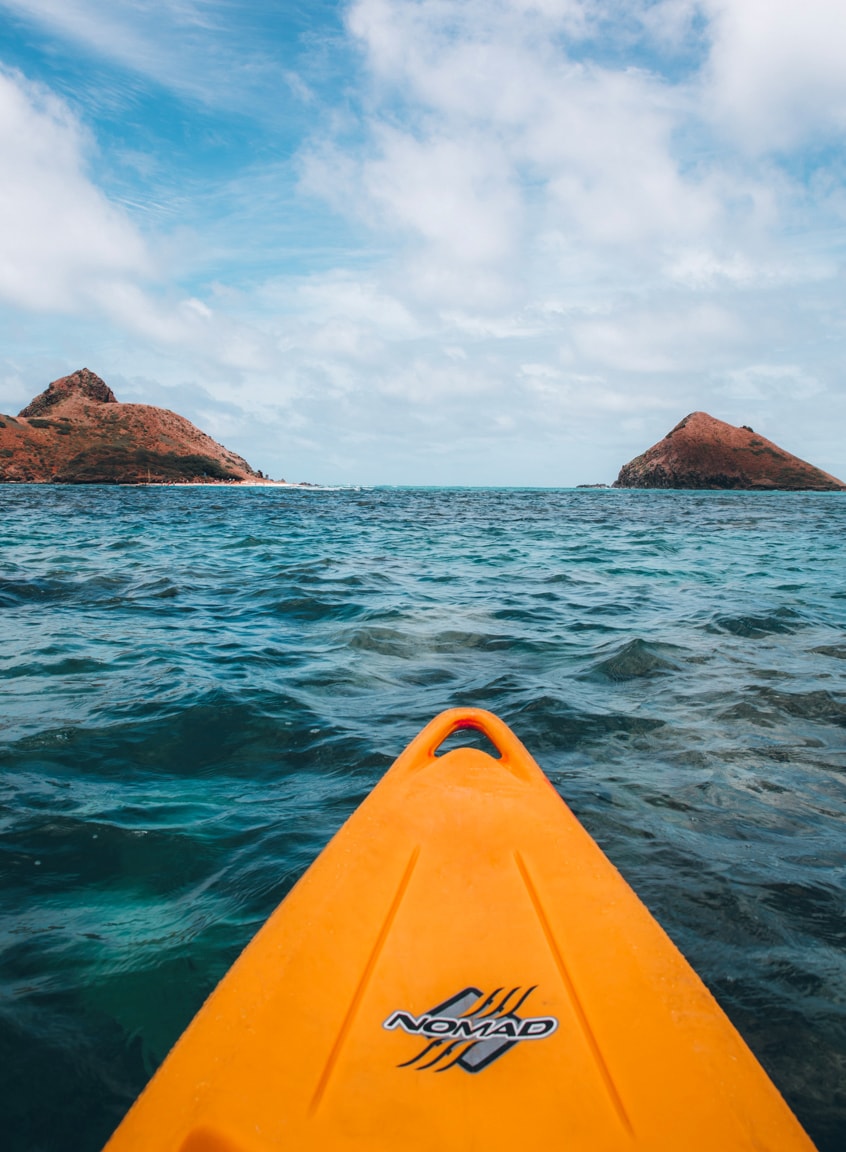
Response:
[0,368,271,484]
[614,412,844,490]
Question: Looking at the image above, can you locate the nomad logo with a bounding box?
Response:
[384,986,557,1074]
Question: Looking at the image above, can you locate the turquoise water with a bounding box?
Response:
[1,485,844,1150]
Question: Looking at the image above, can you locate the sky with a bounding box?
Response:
[1,0,845,485]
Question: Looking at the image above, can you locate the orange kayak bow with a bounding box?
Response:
[104,707,815,1151]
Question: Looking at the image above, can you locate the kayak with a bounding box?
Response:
[104,707,815,1151]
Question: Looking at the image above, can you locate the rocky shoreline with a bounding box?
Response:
[613,412,844,491]
[0,369,281,485]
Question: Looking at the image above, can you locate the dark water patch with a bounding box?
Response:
[707,606,809,637]
[0,999,145,1152]
[810,644,846,659]
[761,882,846,947]
[489,604,568,625]
[223,534,283,550]
[126,576,181,601]
[757,687,846,726]
[0,575,128,609]
[719,686,846,733]
[719,699,779,727]
[584,637,684,681]
[707,973,846,1152]
[104,537,143,551]
[270,556,355,584]
[643,791,695,813]
[270,594,367,623]
[346,625,528,658]
[670,867,793,947]
[0,814,221,896]
[347,625,428,657]
[0,689,344,782]
[80,951,220,1070]
[1,568,133,605]
[0,655,112,679]
[0,576,73,607]
[396,665,459,687]
[501,693,666,751]
[541,570,581,585]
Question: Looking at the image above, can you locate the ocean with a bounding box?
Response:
[1,485,844,1151]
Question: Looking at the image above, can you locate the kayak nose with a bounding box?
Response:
[391,707,539,783]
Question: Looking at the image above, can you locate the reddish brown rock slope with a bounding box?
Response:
[613,412,845,491]
[0,369,264,484]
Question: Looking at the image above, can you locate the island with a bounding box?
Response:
[0,368,283,485]
[613,412,845,491]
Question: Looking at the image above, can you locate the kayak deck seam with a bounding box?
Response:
[309,844,421,1115]
[513,850,634,1139]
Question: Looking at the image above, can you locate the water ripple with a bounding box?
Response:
[1,486,845,1151]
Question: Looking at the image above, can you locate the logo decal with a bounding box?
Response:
[383,985,557,1073]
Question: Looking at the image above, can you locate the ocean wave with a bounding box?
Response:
[2,487,845,1151]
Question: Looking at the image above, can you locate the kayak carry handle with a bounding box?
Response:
[392,708,539,783]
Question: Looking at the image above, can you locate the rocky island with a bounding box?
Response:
[0,369,273,484]
[614,412,845,491]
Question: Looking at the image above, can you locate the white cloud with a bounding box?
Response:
[665,248,756,288]
[703,0,846,150]
[719,363,825,402]
[0,68,288,377]
[0,0,269,110]
[294,273,418,335]
[0,69,150,312]
[637,0,703,51]
[343,0,720,256]
[363,127,522,266]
